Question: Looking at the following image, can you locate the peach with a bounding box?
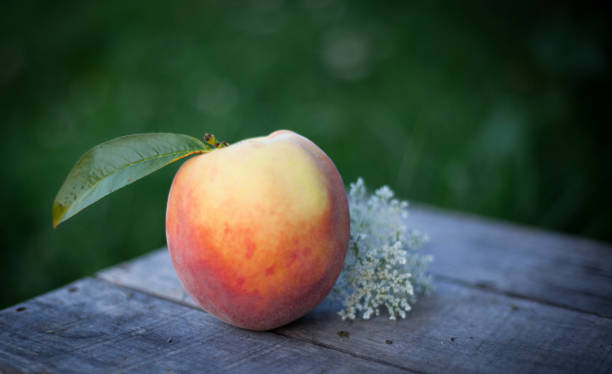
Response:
[165,130,350,330]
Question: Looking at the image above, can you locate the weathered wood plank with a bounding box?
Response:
[0,278,408,373]
[282,283,612,374]
[97,248,612,373]
[100,204,612,318]
[99,249,192,306]
[410,206,612,317]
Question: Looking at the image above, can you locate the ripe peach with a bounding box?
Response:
[165,130,350,330]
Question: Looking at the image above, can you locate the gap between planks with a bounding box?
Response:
[96,246,611,322]
[434,274,612,320]
[97,268,608,323]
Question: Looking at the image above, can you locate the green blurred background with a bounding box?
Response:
[1,0,610,308]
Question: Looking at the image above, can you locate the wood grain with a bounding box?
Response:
[0,278,407,373]
[97,248,612,373]
[410,206,612,317]
[100,204,612,318]
[5,206,611,373]
[281,283,612,373]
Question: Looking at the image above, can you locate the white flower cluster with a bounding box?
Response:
[332,178,433,320]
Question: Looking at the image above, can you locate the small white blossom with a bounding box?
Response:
[332,178,433,320]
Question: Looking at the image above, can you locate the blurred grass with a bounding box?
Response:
[1,0,610,308]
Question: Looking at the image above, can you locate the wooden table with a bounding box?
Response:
[2,207,611,373]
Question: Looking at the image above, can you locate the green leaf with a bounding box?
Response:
[52,133,210,228]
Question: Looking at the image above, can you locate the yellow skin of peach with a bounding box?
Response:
[165,130,350,330]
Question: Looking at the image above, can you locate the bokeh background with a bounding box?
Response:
[1,0,610,308]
